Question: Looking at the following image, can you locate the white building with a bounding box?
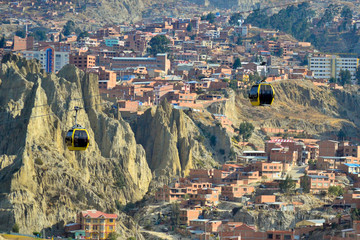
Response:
[21,46,69,73]
[309,55,359,82]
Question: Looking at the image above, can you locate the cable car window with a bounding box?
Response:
[74,130,89,148]
[249,85,259,100]
[65,130,73,146]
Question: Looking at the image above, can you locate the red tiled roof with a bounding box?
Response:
[81,210,117,219]
[268,139,294,143]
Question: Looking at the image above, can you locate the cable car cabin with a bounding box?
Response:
[249,83,274,106]
[65,128,90,151]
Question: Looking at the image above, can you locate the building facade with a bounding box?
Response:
[22,46,69,73]
[309,55,359,82]
[77,210,117,240]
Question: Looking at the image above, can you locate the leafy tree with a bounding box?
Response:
[229,13,242,25]
[355,67,360,85]
[352,208,360,220]
[63,20,76,36]
[238,121,255,142]
[171,203,180,226]
[341,6,353,19]
[229,79,238,91]
[12,223,19,233]
[107,232,119,240]
[206,13,216,24]
[15,29,26,38]
[186,23,192,32]
[276,48,284,57]
[279,175,296,194]
[317,4,340,28]
[337,129,346,141]
[300,173,310,193]
[328,186,344,196]
[233,57,241,69]
[31,30,47,41]
[0,36,5,48]
[148,35,170,56]
[329,77,337,83]
[77,31,89,41]
[248,72,262,84]
[210,135,217,146]
[338,69,352,86]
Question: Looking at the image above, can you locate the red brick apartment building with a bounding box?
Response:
[180,208,202,225]
[300,174,332,193]
[13,36,34,51]
[221,185,255,201]
[155,181,212,202]
[318,140,360,158]
[251,162,283,179]
[317,156,359,170]
[70,53,96,70]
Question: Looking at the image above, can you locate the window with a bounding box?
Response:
[86,219,91,223]
[275,235,281,239]
[109,219,114,223]
[267,234,273,239]
[284,235,291,240]
[93,225,97,230]
[100,219,105,223]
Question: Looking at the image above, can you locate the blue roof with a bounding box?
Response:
[344,164,360,167]
[308,175,328,179]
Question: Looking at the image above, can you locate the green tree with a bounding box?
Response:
[300,173,310,193]
[0,36,5,48]
[171,202,180,227]
[229,13,242,25]
[355,67,360,85]
[279,175,296,194]
[107,232,119,240]
[276,48,284,57]
[338,129,346,141]
[186,23,192,32]
[63,20,76,36]
[238,121,255,142]
[15,29,26,38]
[210,135,217,146]
[233,57,241,69]
[148,35,170,56]
[229,79,238,91]
[206,13,216,24]
[248,72,262,84]
[328,186,344,196]
[339,69,352,86]
[12,223,19,233]
[352,208,360,220]
[77,31,89,41]
[329,77,337,83]
[31,30,47,41]
[341,6,353,30]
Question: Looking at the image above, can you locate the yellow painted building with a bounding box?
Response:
[77,210,117,240]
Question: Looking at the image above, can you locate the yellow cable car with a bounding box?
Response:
[65,107,90,151]
[249,83,275,106]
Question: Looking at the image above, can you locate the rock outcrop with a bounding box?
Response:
[0,54,151,236]
[209,80,360,140]
[134,101,221,184]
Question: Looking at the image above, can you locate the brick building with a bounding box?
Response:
[70,53,96,70]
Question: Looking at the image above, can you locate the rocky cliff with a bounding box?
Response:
[134,101,230,186]
[209,80,360,141]
[0,54,151,237]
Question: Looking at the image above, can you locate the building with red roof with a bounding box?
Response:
[77,210,117,240]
